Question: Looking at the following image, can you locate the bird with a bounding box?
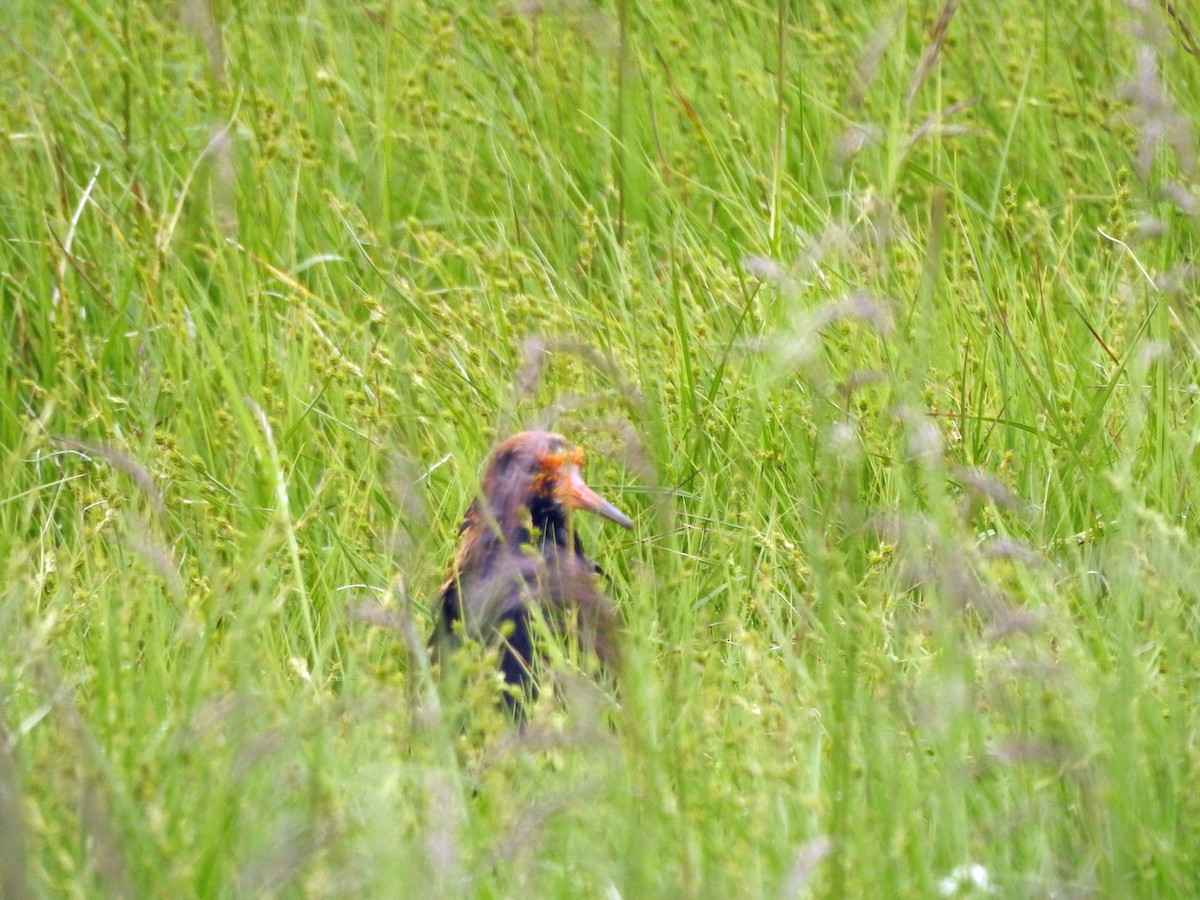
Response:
[430,430,633,717]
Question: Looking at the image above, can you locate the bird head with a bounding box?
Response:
[474,430,633,545]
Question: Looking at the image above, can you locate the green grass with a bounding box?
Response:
[3,0,1200,895]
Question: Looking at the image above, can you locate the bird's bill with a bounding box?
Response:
[566,468,633,529]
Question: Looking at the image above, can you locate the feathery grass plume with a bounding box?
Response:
[834,123,882,164]
[500,0,620,55]
[984,735,1072,768]
[205,125,238,237]
[1157,0,1200,59]
[952,465,1026,516]
[834,14,898,170]
[824,420,862,463]
[745,221,859,295]
[906,0,963,108]
[386,448,432,559]
[180,0,226,80]
[234,818,333,898]
[779,835,833,899]
[773,294,895,370]
[1124,0,1197,193]
[835,369,885,400]
[906,98,977,149]
[847,16,900,110]
[1157,263,1197,296]
[517,336,548,396]
[422,770,463,897]
[1160,180,1199,217]
[0,699,29,900]
[873,512,1023,629]
[124,518,186,603]
[180,0,238,237]
[936,862,991,897]
[895,405,943,466]
[53,438,166,519]
[602,418,657,501]
[741,255,793,291]
[978,536,1042,566]
[29,659,133,899]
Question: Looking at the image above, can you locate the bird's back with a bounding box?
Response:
[429,431,628,717]
[433,517,617,711]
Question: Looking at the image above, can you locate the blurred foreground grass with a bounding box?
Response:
[3,0,1200,895]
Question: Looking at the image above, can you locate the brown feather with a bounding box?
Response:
[430,431,630,717]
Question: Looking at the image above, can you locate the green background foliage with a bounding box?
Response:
[2,0,1200,895]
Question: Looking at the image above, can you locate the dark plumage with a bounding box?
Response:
[431,431,633,716]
